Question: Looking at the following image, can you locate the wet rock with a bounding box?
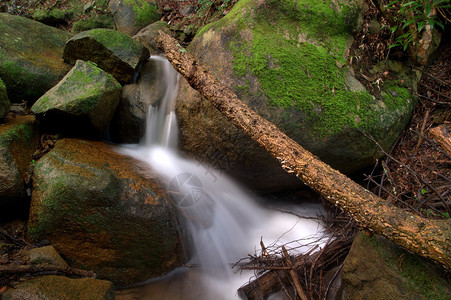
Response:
[2,275,114,300]
[108,0,160,36]
[63,28,149,83]
[25,245,69,268]
[109,59,165,143]
[339,232,451,299]
[0,78,9,120]
[28,138,183,286]
[0,115,39,218]
[175,0,417,191]
[133,21,171,55]
[0,13,72,103]
[31,60,121,138]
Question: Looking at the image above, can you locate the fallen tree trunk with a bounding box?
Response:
[156,31,451,270]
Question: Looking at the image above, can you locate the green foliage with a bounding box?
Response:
[384,0,450,50]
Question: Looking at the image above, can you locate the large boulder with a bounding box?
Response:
[31,60,122,138]
[1,275,114,300]
[63,28,150,83]
[339,232,451,299]
[28,138,183,286]
[0,115,40,218]
[108,0,160,36]
[0,13,72,103]
[0,78,9,120]
[175,0,417,191]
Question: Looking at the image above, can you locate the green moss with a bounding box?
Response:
[367,235,450,300]
[197,0,411,137]
[71,15,115,33]
[123,0,159,27]
[80,28,143,57]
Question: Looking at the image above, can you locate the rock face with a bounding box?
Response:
[339,232,451,299]
[108,0,160,36]
[31,60,122,138]
[0,13,72,103]
[0,78,9,119]
[133,21,171,55]
[175,0,417,191]
[63,28,150,83]
[28,139,183,286]
[110,59,166,143]
[2,275,114,300]
[0,115,40,217]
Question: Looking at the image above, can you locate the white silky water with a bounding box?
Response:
[117,56,327,299]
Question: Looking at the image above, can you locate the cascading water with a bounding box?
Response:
[118,56,326,299]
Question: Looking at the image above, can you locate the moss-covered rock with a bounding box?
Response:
[2,275,114,300]
[28,138,183,287]
[175,0,417,191]
[0,115,40,219]
[31,60,122,138]
[71,14,115,33]
[0,13,72,103]
[0,78,9,120]
[63,28,150,83]
[32,6,80,26]
[133,21,171,55]
[339,232,451,300]
[108,0,160,36]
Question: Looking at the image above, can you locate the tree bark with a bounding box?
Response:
[155,31,451,270]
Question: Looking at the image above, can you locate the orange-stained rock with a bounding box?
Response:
[28,138,183,287]
[0,115,40,219]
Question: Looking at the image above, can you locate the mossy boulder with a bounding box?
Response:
[175,0,417,191]
[31,60,122,138]
[0,13,72,103]
[0,78,9,120]
[71,14,115,33]
[28,138,183,286]
[32,6,80,26]
[133,21,171,55]
[2,275,114,300]
[110,59,165,143]
[108,0,160,36]
[0,115,40,219]
[63,28,150,83]
[339,232,451,299]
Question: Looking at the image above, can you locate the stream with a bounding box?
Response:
[116,56,327,299]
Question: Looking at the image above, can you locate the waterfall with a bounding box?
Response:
[118,56,326,299]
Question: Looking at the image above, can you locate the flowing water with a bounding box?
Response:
[116,56,327,299]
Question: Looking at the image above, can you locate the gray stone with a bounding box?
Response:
[0,13,72,103]
[31,60,122,137]
[63,28,149,83]
[108,0,160,36]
